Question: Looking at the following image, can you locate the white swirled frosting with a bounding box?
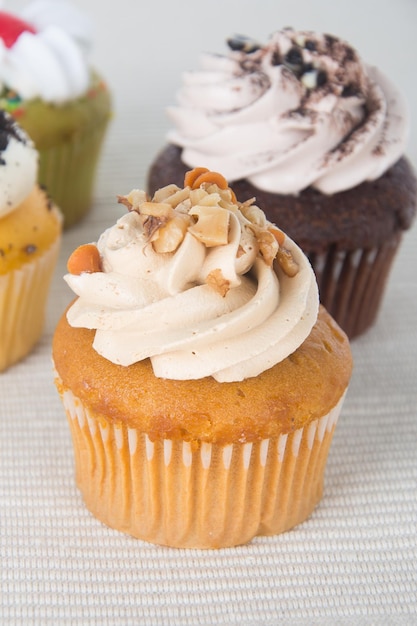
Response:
[0,1,91,103]
[65,179,319,382]
[167,28,409,195]
[0,110,37,218]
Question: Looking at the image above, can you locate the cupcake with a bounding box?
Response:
[0,1,112,227]
[53,168,352,549]
[0,110,61,371]
[148,29,417,339]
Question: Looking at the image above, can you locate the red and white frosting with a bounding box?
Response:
[0,1,91,103]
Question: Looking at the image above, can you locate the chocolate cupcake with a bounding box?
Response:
[148,29,417,338]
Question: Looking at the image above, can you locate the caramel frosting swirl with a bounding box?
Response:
[167,29,408,194]
[65,174,319,382]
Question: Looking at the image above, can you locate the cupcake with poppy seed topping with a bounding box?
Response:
[148,28,417,338]
[53,168,352,548]
[0,110,61,371]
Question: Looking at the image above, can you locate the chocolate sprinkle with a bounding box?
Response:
[305,39,316,51]
[316,70,327,87]
[227,35,261,54]
[284,47,304,75]
[271,50,281,66]
[225,29,367,99]
[342,83,359,98]
[0,110,27,164]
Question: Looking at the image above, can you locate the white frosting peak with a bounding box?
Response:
[167,29,409,194]
[65,180,319,381]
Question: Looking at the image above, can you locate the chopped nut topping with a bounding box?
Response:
[276,246,299,277]
[67,162,303,338]
[206,268,231,296]
[188,205,230,247]
[135,202,176,244]
[143,215,169,242]
[152,214,191,253]
[113,169,300,283]
[194,191,222,207]
[153,184,181,203]
[117,194,132,211]
[189,188,208,205]
[139,201,175,218]
[154,185,190,207]
[269,226,286,247]
[256,229,279,266]
[118,189,148,212]
[238,199,266,227]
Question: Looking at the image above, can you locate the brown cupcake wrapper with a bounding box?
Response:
[0,238,60,371]
[58,381,347,549]
[37,117,110,228]
[308,234,402,338]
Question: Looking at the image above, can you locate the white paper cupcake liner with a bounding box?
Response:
[0,237,60,371]
[58,381,347,549]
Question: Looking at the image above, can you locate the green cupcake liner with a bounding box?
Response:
[1,73,112,228]
[37,116,110,228]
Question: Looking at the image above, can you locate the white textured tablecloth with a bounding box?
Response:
[1,0,417,624]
